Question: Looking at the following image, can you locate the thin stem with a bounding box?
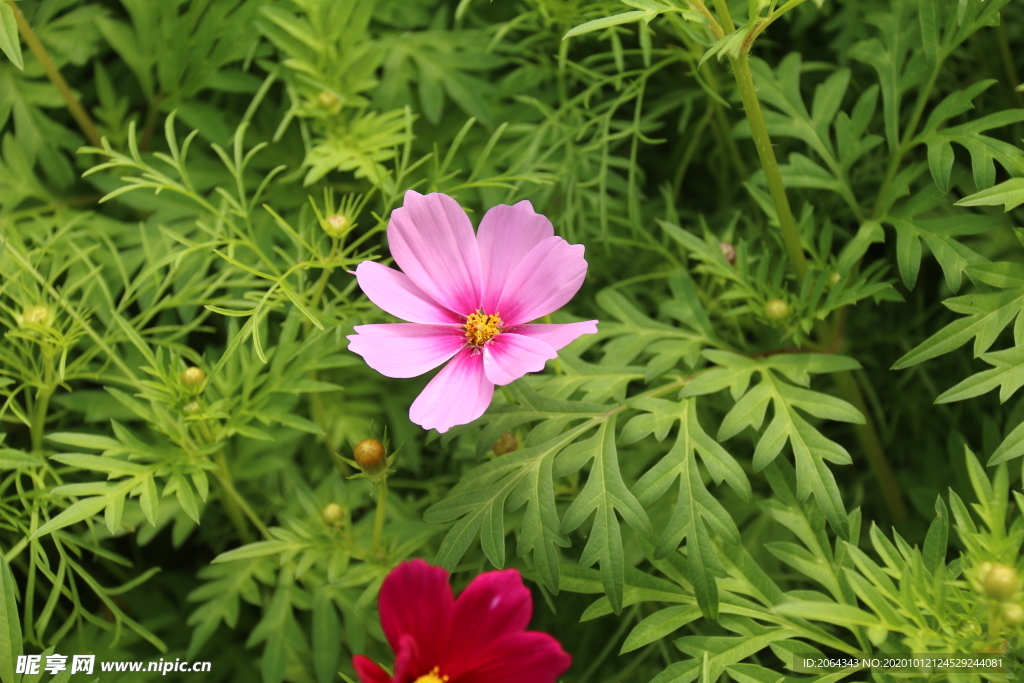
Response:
[215,451,271,541]
[743,0,812,51]
[832,370,908,524]
[688,0,724,39]
[139,93,165,152]
[726,35,907,521]
[711,0,736,33]
[29,389,51,455]
[8,2,102,148]
[996,21,1024,109]
[30,361,55,455]
[371,479,388,557]
[731,53,809,281]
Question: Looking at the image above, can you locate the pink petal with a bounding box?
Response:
[513,321,599,350]
[352,656,392,683]
[392,635,422,683]
[377,561,454,675]
[409,348,494,433]
[494,236,588,326]
[482,333,557,386]
[453,632,572,683]
[347,324,465,379]
[441,570,533,678]
[388,191,482,315]
[355,261,462,324]
[477,201,554,313]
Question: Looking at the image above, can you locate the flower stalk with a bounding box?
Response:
[711,1,907,523]
[730,53,809,282]
[370,478,388,557]
[7,2,102,148]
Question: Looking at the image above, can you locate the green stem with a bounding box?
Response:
[996,21,1024,109]
[30,388,51,455]
[728,35,908,522]
[832,370,908,525]
[371,478,388,558]
[731,53,809,281]
[8,2,102,148]
[711,0,736,32]
[215,451,271,541]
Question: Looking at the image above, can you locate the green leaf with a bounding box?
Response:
[936,345,1024,404]
[46,432,123,451]
[213,541,294,564]
[684,352,859,538]
[957,178,1024,212]
[560,417,652,614]
[32,497,110,538]
[563,11,650,40]
[922,497,948,575]
[0,551,21,683]
[0,449,43,469]
[0,3,23,71]
[774,600,883,628]
[311,591,341,683]
[893,288,1024,369]
[621,605,702,654]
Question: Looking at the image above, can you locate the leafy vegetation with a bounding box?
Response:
[2,0,1024,681]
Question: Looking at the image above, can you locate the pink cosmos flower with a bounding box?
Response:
[348,191,597,433]
[353,560,572,683]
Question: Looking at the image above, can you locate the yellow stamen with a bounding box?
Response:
[464,311,502,346]
[414,666,449,683]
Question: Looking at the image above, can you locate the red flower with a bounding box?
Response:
[353,560,572,683]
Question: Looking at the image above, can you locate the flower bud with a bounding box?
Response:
[182,401,201,415]
[828,270,842,286]
[354,438,386,474]
[492,431,518,456]
[764,299,790,321]
[21,305,50,327]
[182,366,205,390]
[985,564,1019,601]
[1003,603,1024,626]
[719,241,736,265]
[323,214,349,239]
[317,91,339,108]
[321,502,346,527]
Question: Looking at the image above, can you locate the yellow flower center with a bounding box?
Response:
[414,666,449,683]
[464,311,502,346]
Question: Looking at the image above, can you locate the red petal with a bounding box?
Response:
[441,570,533,676]
[378,560,454,676]
[453,632,572,683]
[353,656,392,683]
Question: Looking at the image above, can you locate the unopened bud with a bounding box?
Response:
[354,438,386,474]
[828,270,842,286]
[719,241,736,265]
[764,299,790,321]
[492,431,518,455]
[182,401,201,415]
[323,214,349,238]
[1003,603,1024,626]
[321,502,346,527]
[317,91,339,108]
[985,564,1019,601]
[182,366,205,390]
[21,305,50,327]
